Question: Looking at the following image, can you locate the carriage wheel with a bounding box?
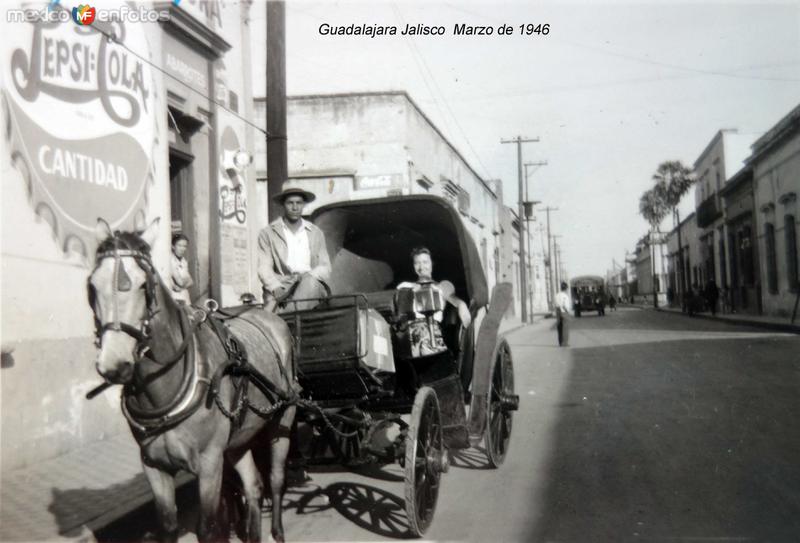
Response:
[404,386,446,537]
[484,341,516,468]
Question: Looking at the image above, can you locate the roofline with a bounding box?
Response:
[719,165,753,197]
[748,102,800,163]
[693,128,738,170]
[262,90,498,200]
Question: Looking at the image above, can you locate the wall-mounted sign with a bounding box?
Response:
[165,52,208,92]
[218,126,247,225]
[355,173,403,191]
[3,4,159,259]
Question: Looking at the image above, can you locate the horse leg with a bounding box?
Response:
[196,451,225,543]
[231,450,264,543]
[269,405,295,543]
[142,463,179,543]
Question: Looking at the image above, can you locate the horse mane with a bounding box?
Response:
[96,231,152,256]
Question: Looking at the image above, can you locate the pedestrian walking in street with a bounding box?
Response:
[556,282,570,347]
[609,294,617,311]
[169,233,193,304]
[257,186,331,312]
[705,278,719,316]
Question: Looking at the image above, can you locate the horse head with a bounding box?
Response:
[89,216,160,384]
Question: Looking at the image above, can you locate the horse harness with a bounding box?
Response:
[87,234,297,437]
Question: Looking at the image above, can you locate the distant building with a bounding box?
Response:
[606,262,628,300]
[634,232,667,304]
[749,104,800,318]
[666,211,700,308]
[693,129,754,293]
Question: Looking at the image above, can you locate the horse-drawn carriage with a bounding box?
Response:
[87,194,518,541]
[279,195,519,535]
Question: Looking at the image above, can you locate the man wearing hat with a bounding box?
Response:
[257,186,331,311]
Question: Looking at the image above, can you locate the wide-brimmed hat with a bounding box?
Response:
[272,186,316,204]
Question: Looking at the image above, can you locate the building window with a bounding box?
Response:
[718,235,727,287]
[765,222,778,293]
[786,215,798,292]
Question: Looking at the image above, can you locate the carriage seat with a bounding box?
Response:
[360,290,398,322]
[279,297,395,402]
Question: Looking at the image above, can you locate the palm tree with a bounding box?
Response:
[651,161,695,308]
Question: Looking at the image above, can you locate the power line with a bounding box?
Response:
[50,3,272,137]
[390,4,459,159]
[391,2,494,180]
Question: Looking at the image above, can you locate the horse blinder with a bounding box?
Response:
[88,248,157,348]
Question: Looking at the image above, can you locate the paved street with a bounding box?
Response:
[99,307,800,542]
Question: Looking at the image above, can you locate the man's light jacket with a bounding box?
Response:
[257,218,331,293]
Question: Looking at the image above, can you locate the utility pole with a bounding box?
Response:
[523,161,546,319]
[542,206,559,310]
[266,0,287,221]
[552,235,562,290]
[537,224,550,310]
[501,136,540,322]
[650,229,659,309]
[524,202,541,317]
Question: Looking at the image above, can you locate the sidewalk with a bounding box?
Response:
[620,302,800,334]
[0,433,191,542]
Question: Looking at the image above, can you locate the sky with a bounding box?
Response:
[249,1,800,277]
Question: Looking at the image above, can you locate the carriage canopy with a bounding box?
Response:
[310,195,489,309]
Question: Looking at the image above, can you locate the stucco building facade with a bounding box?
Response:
[1,0,265,470]
[749,105,800,318]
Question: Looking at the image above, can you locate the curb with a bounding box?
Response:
[655,308,800,335]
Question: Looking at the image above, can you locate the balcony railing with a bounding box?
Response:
[696,195,722,228]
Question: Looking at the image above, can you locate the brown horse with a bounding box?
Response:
[88,217,296,543]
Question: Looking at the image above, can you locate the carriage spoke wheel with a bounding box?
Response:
[484,341,515,468]
[404,386,445,537]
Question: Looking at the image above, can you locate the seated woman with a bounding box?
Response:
[396,247,472,357]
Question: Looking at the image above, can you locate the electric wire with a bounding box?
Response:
[391,2,494,180]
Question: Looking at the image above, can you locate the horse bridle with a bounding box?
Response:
[88,235,192,367]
